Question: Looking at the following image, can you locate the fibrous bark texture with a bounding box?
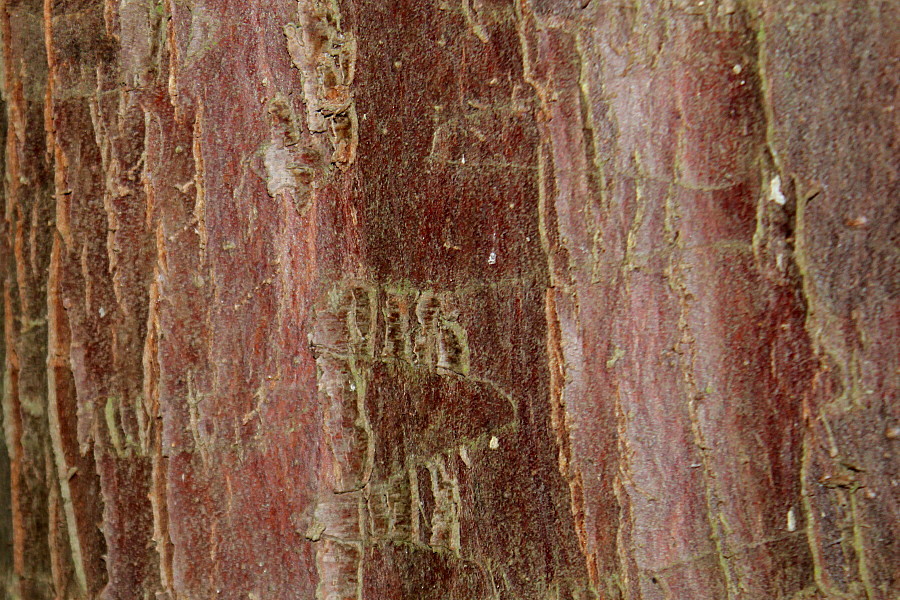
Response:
[1,0,897,598]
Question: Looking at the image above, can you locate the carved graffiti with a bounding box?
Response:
[309,280,513,599]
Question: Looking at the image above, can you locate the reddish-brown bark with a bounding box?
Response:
[1,0,897,599]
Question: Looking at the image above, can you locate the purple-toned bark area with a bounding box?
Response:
[1,0,896,598]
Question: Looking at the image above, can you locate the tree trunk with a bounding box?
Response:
[1,0,896,598]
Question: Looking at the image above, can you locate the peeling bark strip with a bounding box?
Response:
[284,0,359,168]
[1,0,896,599]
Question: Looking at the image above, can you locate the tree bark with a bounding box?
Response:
[1,0,896,598]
